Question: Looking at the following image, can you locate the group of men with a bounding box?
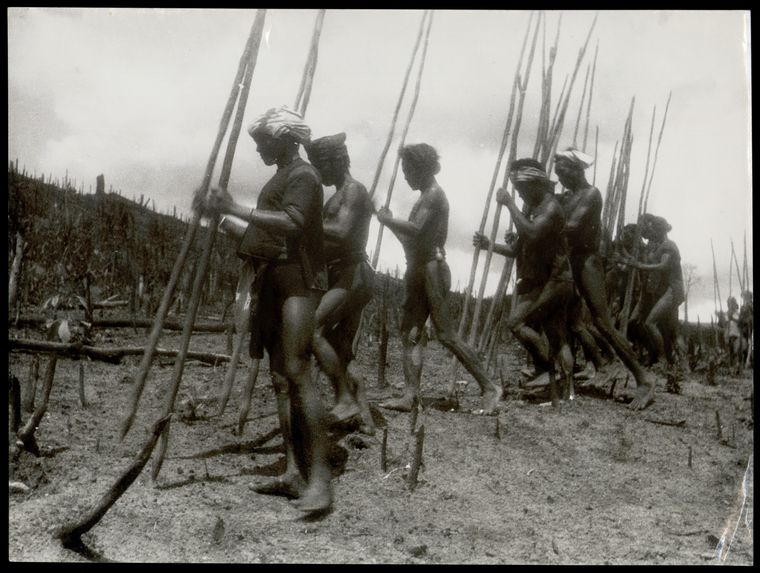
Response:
[196,104,680,515]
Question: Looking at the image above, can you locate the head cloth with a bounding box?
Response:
[304,132,348,163]
[247,105,311,144]
[555,147,595,169]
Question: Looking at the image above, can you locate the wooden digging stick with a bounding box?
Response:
[448,11,536,384]
[295,9,326,117]
[457,10,534,344]
[371,11,435,269]
[468,11,540,350]
[366,10,428,201]
[56,415,171,548]
[151,11,266,481]
[118,13,265,441]
[582,42,599,152]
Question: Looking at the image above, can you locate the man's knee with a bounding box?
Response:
[271,373,289,395]
[283,355,310,382]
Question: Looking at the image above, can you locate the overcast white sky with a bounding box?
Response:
[8,8,752,323]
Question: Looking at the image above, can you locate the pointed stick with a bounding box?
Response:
[236,358,261,435]
[152,11,266,481]
[371,11,435,269]
[742,232,749,293]
[571,63,591,147]
[582,42,598,152]
[367,10,428,201]
[711,239,723,314]
[643,91,672,214]
[119,11,267,441]
[731,239,744,294]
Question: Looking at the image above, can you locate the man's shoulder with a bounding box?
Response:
[287,159,322,185]
[343,179,369,200]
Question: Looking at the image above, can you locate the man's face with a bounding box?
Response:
[312,158,339,186]
[402,160,422,190]
[253,132,286,166]
[554,157,577,187]
[514,180,542,206]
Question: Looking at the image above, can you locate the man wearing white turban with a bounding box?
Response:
[200,105,332,514]
[554,147,657,411]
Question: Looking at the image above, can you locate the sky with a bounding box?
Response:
[7,8,752,324]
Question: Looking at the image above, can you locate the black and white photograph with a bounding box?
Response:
[7,8,753,564]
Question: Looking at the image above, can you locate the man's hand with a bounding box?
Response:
[207,185,235,215]
[495,187,514,207]
[504,231,518,245]
[472,232,490,250]
[192,186,209,215]
[377,206,393,224]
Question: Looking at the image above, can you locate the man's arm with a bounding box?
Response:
[323,183,369,244]
[627,252,672,272]
[378,192,439,241]
[565,188,601,235]
[473,232,518,257]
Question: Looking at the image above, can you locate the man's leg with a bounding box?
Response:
[380,312,427,412]
[313,286,362,423]
[643,289,677,366]
[425,261,502,415]
[281,294,333,513]
[577,254,655,411]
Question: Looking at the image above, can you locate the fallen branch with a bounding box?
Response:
[10,315,231,333]
[56,415,171,548]
[8,338,235,366]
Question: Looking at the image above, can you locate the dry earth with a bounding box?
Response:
[8,324,754,564]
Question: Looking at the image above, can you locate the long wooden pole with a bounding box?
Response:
[371,11,435,269]
[294,9,326,117]
[367,11,429,201]
[711,239,723,314]
[571,63,591,147]
[582,42,599,152]
[643,91,672,214]
[731,240,745,294]
[151,11,266,481]
[592,125,599,185]
[456,11,534,349]
[469,11,541,348]
[119,12,266,441]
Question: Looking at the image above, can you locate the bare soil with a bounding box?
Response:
[8,325,754,564]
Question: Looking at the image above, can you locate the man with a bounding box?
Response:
[473,158,575,405]
[200,106,332,514]
[553,147,656,410]
[377,143,502,415]
[304,132,376,434]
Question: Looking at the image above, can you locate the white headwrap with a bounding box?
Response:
[555,147,594,169]
[247,106,311,144]
[510,165,554,185]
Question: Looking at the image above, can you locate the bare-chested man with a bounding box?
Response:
[619,214,685,370]
[473,158,575,405]
[304,133,376,434]
[553,147,656,410]
[200,106,332,513]
[377,143,502,415]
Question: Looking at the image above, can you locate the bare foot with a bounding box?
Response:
[574,362,596,381]
[628,373,656,411]
[328,400,361,424]
[520,367,537,378]
[250,473,306,499]
[379,395,415,412]
[291,479,333,514]
[476,384,502,416]
[525,371,551,389]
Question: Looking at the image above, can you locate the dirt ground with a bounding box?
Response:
[8,323,755,564]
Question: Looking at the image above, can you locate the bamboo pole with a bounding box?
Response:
[731,240,744,294]
[119,12,267,441]
[371,11,435,269]
[152,12,266,481]
[366,11,428,201]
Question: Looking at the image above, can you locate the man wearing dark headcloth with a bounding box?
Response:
[473,158,575,405]
[377,143,502,415]
[554,147,656,410]
[304,133,376,434]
